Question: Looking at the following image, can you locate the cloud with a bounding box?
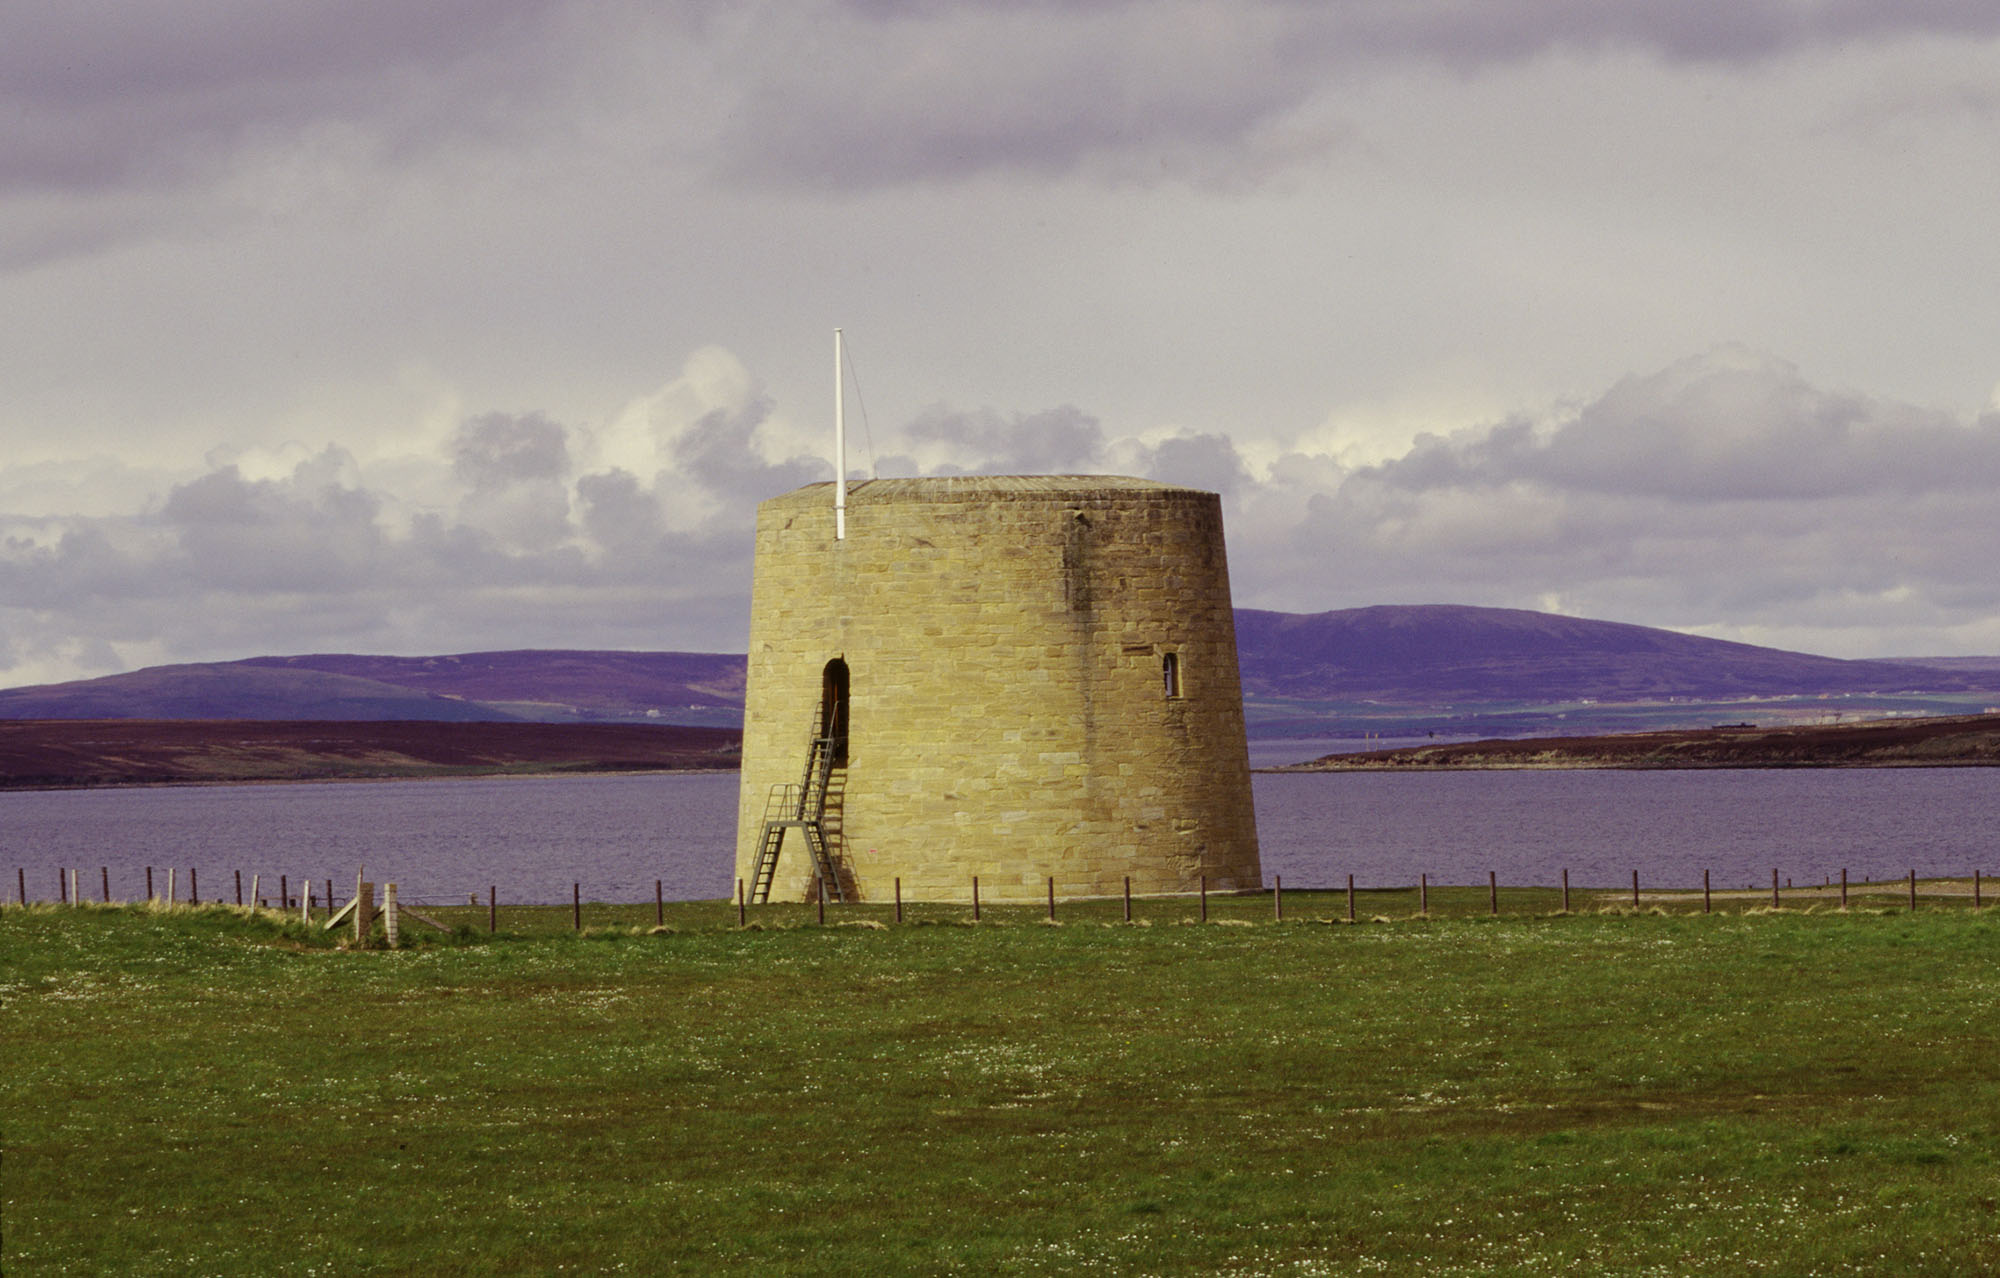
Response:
[0,346,825,678]
[452,412,569,487]
[6,342,2000,684]
[589,346,829,531]
[1276,346,2000,652]
[903,404,1108,474]
[1361,347,2000,501]
[13,0,1998,225]
[450,412,574,551]
[708,0,2000,189]
[710,1,1322,188]
[1133,432,1255,496]
[161,448,387,589]
[0,0,574,196]
[855,351,2000,660]
[575,469,663,559]
[1288,0,2000,65]
[0,345,1252,682]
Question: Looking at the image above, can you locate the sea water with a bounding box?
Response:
[3,768,1993,906]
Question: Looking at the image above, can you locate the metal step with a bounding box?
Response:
[748,700,847,904]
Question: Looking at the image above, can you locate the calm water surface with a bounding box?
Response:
[5,768,1994,905]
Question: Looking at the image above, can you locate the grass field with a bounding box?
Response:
[5,895,1998,1275]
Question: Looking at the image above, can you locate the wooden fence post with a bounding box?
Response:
[384,883,400,949]
[1771,869,1780,909]
[18,867,25,905]
[1489,870,1498,916]
[573,882,581,932]
[1704,868,1712,914]
[235,870,243,907]
[817,876,826,925]
[1561,868,1569,914]
[1123,876,1131,923]
[1199,874,1208,923]
[735,878,744,927]
[58,867,67,904]
[1047,875,1056,921]
[102,866,110,904]
[972,876,980,921]
[1347,873,1355,923]
[1908,869,1917,912]
[1631,870,1639,909]
[1275,874,1283,921]
[280,875,287,911]
[1976,870,1983,910]
[894,876,903,924]
[1840,868,1848,910]
[189,867,197,905]
[1419,873,1428,918]
[656,879,664,927]
[165,868,175,907]
[490,884,498,934]
[146,866,154,902]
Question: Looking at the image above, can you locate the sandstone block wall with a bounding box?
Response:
[734,475,1262,903]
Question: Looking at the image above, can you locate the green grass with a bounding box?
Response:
[5,899,2000,1275]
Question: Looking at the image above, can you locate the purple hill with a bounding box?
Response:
[1,606,1993,723]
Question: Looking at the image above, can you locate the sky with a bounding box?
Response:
[6,0,2000,687]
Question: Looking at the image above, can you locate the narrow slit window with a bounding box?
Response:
[1162,652,1182,699]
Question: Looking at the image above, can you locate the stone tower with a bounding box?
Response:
[733,475,1261,903]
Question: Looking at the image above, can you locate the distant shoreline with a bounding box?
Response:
[1276,712,2000,771]
[13,712,2000,789]
[0,767,741,793]
[0,719,741,791]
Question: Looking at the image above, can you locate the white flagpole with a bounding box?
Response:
[834,327,847,541]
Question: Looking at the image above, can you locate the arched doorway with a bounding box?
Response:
[817,658,852,897]
[821,657,850,764]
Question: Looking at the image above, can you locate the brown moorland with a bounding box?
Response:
[1285,712,2000,770]
[0,719,741,789]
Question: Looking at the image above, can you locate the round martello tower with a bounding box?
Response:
[733,475,1261,903]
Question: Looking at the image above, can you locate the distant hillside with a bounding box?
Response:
[1891,656,2000,677]
[0,664,515,722]
[0,651,746,725]
[1232,605,1996,703]
[240,651,746,721]
[3,606,1997,729]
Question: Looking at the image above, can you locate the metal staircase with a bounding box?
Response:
[748,700,846,903]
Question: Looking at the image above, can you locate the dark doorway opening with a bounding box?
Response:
[821,658,850,765]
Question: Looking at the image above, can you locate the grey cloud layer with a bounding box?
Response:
[6,345,1997,682]
[864,347,2000,652]
[724,0,2000,181]
[1287,350,2000,646]
[0,373,816,677]
[11,0,1999,207]
[1369,351,2000,501]
[1,0,580,195]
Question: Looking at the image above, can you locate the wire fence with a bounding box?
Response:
[11,863,1992,934]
